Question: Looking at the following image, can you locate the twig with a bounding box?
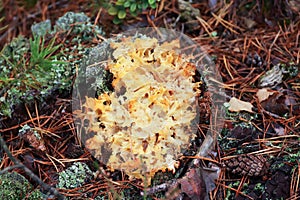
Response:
[0,134,65,200]
[0,164,23,174]
[141,179,178,196]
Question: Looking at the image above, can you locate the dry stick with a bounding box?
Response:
[0,135,65,200]
[141,179,178,196]
[0,164,23,174]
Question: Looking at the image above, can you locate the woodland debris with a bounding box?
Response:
[18,124,46,152]
[228,97,254,113]
[256,88,276,103]
[259,90,297,116]
[144,166,219,200]
[223,154,269,176]
[258,64,284,88]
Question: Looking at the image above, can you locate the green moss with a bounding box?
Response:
[0,36,29,116]
[283,149,300,164]
[27,189,44,200]
[281,62,299,78]
[57,162,93,189]
[0,172,34,200]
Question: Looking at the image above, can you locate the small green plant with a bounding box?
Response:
[107,0,159,24]
[225,181,240,200]
[0,35,71,117]
[283,149,300,163]
[254,183,264,193]
[0,12,104,118]
[29,36,64,70]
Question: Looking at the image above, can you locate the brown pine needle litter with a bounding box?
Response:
[0,0,299,199]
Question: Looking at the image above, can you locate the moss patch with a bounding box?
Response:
[0,172,43,200]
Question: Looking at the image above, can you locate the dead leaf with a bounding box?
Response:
[228,97,254,113]
[241,17,257,29]
[233,47,241,52]
[256,88,276,102]
[228,126,259,143]
[179,168,205,200]
[273,123,285,136]
[201,165,221,195]
[167,168,206,200]
[260,91,295,116]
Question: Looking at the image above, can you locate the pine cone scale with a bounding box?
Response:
[224,154,269,176]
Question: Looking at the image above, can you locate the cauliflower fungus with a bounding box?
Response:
[74,36,201,184]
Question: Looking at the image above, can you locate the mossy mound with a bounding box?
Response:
[0,12,104,118]
[0,172,43,200]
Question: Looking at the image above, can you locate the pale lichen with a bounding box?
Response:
[57,162,93,189]
[54,12,104,41]
[31,20,51,37]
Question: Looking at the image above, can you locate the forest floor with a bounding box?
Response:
[0,0,299,199]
